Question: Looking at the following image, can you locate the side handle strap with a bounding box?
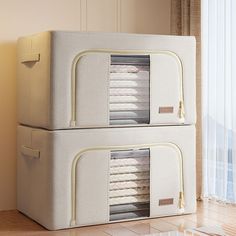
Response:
[21,146,40,159]
[20,53,40,63]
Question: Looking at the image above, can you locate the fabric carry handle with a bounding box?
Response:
[20,53,40,63]
[21,146,40,159]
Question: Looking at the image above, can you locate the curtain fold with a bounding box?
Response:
[171,0,202,199]
[202,0,236,203]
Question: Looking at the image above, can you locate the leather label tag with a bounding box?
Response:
[159,106,174,114]
[159,198,174,206]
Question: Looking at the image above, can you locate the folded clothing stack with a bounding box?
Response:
[109,55,150,125]
[109,148,150,221]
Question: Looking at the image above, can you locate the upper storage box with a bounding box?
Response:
[17,31,196,130]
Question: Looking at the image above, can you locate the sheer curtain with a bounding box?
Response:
[202,0,236,203]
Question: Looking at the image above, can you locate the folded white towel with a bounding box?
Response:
[110,71,149,80]
[110,88,149,96]
[110,103,149,111]
[109,95,149,104]
[110,65,149,73]
[110,172,150,182]
[110,187,150,198]
[109,194,149,205]
[110,80,149,88]
[110,157,149,167]
[110,180,150,190]
[110,165,149,174]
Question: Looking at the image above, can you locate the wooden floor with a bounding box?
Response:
[0,200,236,236]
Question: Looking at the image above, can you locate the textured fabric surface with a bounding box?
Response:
[18,31,196,129]
[17,125,196,229]
[171,0,202,199]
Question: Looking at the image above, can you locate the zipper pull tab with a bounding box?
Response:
[178,101,185,120]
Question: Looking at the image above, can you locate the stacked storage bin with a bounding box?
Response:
[17,31,196,230]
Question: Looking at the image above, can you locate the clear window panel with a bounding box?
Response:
[109,55,150,125]
[109,148,150,221]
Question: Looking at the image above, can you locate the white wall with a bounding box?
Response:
[0,0,171,210]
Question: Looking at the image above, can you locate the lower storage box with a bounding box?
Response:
[17,125,196,230]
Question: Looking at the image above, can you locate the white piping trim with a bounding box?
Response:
[70,142,185,226]
[70,49,185,127]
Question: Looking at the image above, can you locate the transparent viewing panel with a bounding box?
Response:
[109,55,150,125]
[109,148,150,221]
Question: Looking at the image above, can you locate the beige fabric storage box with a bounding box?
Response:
[17,31,196,129]
[17,125,196,230]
